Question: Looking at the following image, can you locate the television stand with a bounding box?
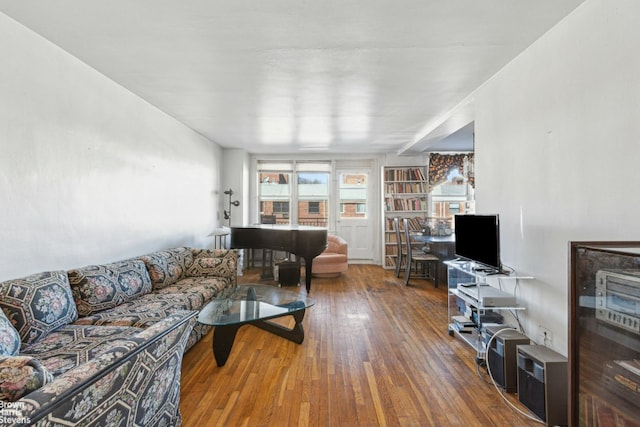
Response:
[472,267,496,273]
[485,269,511,276]
[444,260,532,364]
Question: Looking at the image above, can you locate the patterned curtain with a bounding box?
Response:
[428,153,475,188]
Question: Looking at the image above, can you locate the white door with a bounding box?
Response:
[335,169,374,261]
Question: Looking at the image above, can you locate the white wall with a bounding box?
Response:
[474,0,640,355]
[222,149,251,227]
[0,13,223,281]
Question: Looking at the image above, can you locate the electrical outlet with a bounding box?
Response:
[539,325,553,346]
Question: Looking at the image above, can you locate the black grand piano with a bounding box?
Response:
[230,225,327,293]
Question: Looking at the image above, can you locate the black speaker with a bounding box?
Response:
[277,261,300,286]
[485,326,529,392]
[517,345,567,426]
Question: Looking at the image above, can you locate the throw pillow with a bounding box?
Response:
[0,309,21,356]
[139,247,193,290]
[170,247,194,273]
[185,255,224,277]
[0,271,78,346]
[187,249,237,278]
[68,259,153,317]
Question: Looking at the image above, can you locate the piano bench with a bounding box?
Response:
[277,260,301,286]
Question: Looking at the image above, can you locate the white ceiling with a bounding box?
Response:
[0,0,584,155]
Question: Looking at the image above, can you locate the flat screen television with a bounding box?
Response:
[454,214,502,273]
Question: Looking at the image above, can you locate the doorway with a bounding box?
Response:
[335,169,374,261]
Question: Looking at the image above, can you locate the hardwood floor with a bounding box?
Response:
[180,265,541,426]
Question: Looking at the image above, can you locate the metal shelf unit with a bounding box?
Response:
[445,259,533,364]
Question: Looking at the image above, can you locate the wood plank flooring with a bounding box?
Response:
[180,265,542,426]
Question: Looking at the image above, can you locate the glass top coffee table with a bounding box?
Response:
[198,284,314,366]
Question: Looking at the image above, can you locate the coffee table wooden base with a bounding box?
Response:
[212,309,306,367]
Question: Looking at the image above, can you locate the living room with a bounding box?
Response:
[1,0,638,425]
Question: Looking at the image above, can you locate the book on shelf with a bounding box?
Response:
[406,217,423,230]
[384,168,426,182]
[384,182,427,194]
[384,198,427,212]
[385,217,424,231]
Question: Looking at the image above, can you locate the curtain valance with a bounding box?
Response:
[428,153,475,188]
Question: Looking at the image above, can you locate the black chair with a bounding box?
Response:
[393,217,404,278]
[401,218,439,287]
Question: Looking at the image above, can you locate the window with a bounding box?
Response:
[428,154,475,229]
[297,164,330,227]
[339,172,368,219]
[257,161,330,227]
[308,201,320,214]
[273,202,290,214]
[258,162,292,224]
[430,168,474,227]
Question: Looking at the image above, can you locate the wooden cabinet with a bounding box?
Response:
[381,166,428,269]
[569,242,640,426]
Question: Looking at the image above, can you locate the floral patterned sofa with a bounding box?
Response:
[0,247,237,426]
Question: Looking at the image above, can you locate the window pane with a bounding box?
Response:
[298,172,328,199]
[298,200,327,227]
[308,201,320,214]
[297,171,328,227]
[259,171,291,224]
[430,177,473,228]
[339,173,367,219]
[257,162,331,227]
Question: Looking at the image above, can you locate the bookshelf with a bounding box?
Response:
[382,166,428,269]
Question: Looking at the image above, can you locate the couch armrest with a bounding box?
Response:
[17,311,197,426]
[327,235,348,255]
[0,356,54,402]
[186,249,238,282]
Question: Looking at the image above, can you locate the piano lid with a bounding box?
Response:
[234,224,327,231]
